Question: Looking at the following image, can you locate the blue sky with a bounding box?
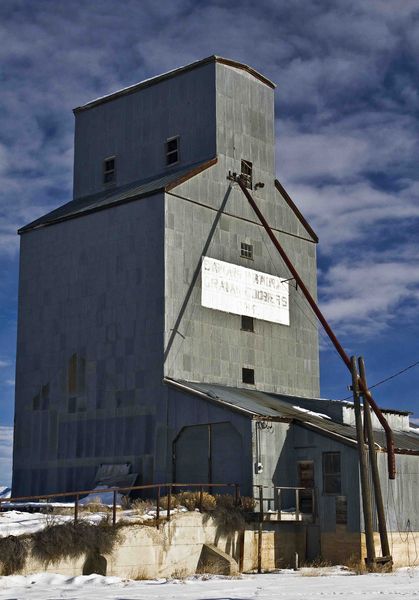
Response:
[1,0,419,484]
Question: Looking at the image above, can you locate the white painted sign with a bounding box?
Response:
[201,257,289,326]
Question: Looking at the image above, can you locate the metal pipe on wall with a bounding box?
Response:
[235,177,396,480]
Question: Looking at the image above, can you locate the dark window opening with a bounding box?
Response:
[68,353,78,395]
[242,367,255,385]
[241,315,254,332]
[336,495,347,524]
[166,136,179,165]
[323,452,341,494]
[68,397,77,414]
[240,242,253,259]
[68,353,86,396]
[33,394,40,411]
[241,159,253,189]
[103,157,116,184]
[298,460,314,513]
[41,383,50,410]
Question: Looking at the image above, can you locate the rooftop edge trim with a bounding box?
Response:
[73,56,276,114]
[18,157,218,234]
[274,180,319,243]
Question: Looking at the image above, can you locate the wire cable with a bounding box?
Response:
[340,359,419,401]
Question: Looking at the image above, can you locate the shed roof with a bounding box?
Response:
[165,379,419,454]
[18,158,216,234]
[74,56,276,114]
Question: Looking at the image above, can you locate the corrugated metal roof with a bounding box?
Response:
[170,380,419,454]
[19,159,215,234]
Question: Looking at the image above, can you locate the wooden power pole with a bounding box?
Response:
[358,357,392,565]
[351,356,376,568]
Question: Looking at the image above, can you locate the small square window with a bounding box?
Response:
[241,315,254,332]
[241,159,253,189]
[166,136,179,166]
[242,368,255,385]
[240,242,253,259]
[103,157,116,184]
[323,452,341,494]
[33,394,40,411]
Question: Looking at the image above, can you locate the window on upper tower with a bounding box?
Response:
[103,156,116,184]
[241,159,253,189]
[242,367,255,385]
[240,242,253,260]
[166,136,180,166]
[241,315,254,332]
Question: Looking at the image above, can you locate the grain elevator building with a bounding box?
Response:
[12,57,419,565]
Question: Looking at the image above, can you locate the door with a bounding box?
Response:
[174,422,243,488]
[298,460,314,514]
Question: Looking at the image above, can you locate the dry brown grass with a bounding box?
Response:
[344,554,367,575]
[0,535,29,575]
[178,491,216,511]
[31,519,122,566]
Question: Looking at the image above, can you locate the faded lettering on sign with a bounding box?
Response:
[201,257,289,326]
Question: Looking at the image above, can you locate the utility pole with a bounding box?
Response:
[351,356,376,568]
[358,357,392,566]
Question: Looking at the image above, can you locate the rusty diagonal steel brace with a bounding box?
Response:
[234,176,396,479]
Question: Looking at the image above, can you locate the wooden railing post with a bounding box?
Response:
[167,485,172,522]
[74,494,79,523]
[277,488,282,520]
[199,486,203,513]
[234,484,240,507]
[295,489,300,522]
[112,490,117,526]
[258,485,263,574]
[156,486,160,528]
[311,488,315,523]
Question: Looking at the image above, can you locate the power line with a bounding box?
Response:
[340,359,419,401]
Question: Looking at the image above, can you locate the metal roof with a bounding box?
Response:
[19,159,216,234]
[167,380,419,454]
[74,56,276,113]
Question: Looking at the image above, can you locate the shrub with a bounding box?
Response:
[177,491,216,511]
[0,535,29,575]
[31,520,122,566]
[209,506,245,535]
[159,494,181,510]
[240,496,256,512]
[214,494,235,509]
[130,499,155,515]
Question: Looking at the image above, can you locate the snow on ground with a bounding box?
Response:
[0,506,190,537]
[0,568,418,600]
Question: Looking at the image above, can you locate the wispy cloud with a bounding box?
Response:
[0,0,418,415]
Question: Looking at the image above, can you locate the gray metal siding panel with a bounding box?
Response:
[13,193,167,495]
[73,62,217,198]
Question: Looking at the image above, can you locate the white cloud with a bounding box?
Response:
[0,426,13,487]
[0,360,10,369]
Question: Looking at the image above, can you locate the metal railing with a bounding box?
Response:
[0,482,240,527]
[254,485,315,523]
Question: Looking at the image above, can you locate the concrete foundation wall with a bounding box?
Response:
[15,513,418,578]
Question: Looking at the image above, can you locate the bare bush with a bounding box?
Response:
[31,520,122,566]
[177,491,216,511]
[0,535,29,575]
